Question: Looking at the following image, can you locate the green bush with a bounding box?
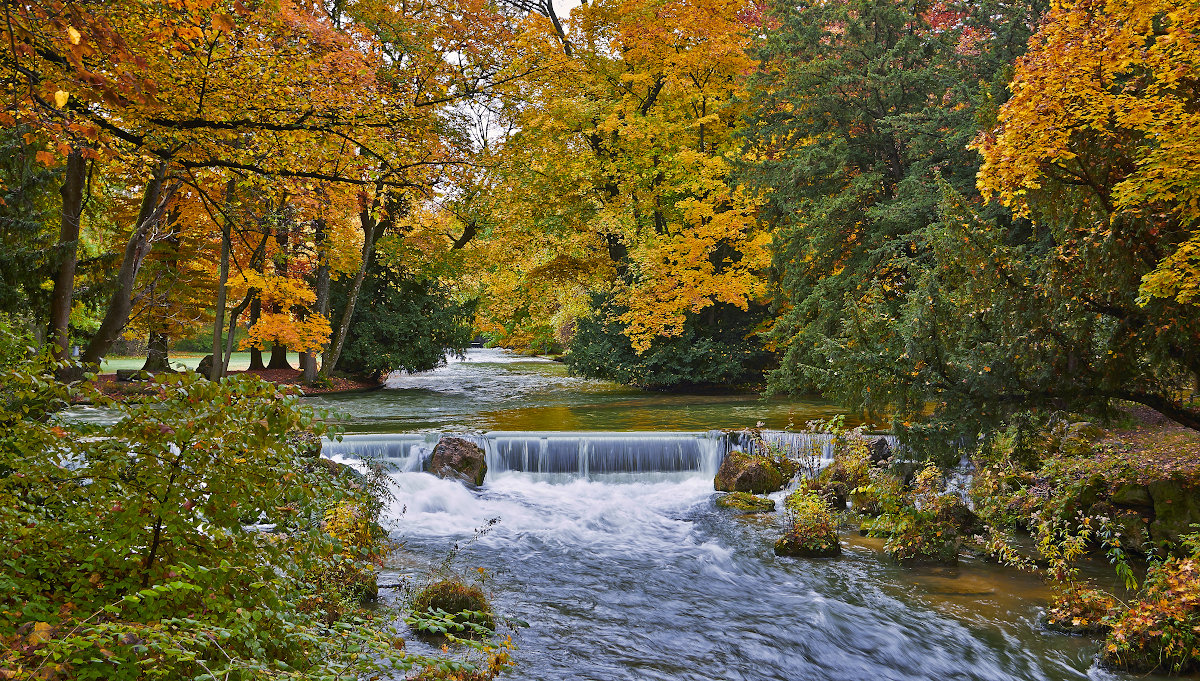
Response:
[564,294,771,390]
[409,580,495,634]
[861,464,960,565]
[0,321,503,679]
[775,490,841,557]
[332,265,475,380]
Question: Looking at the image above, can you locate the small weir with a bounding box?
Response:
[322,430,897,480]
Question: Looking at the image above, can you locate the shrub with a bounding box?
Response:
[775,490,841,557]
[1103,555,1200,673]
[862,464,960,565]
[0,333,483,680]
[410,580,496,634]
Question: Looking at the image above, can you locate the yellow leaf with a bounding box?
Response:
[67,26,81,45]
[54,90,69,108]
[212,14,235,33]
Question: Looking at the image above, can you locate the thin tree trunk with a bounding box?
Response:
[222,291,253,375]
[209,179,235,380]
[48,149,86,365]
[79,162,171,371]
[321,201,379,377]
[304,218,330,384]
[248,295,264,369]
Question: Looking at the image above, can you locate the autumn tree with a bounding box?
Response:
[970,0,1200,429]
[467,0,773,387]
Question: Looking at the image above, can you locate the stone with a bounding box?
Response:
[1065,421,1106,442]
[714,450,784,494]
[1147,478,1200,546]
[196,354,214,378]
[869,437,892,465]
[425,437,487,487]
[1111,483,1153,508]
[288,430,324,458]
[715,491,776,513]
[936,498,982,536]
[411,580,494,632]
[774,531,841,558]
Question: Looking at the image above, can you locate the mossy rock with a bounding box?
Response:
[887,541,959,567]
[715,492,776,513]
[411,580,494,633]
[714,450,784,494]
[1111,483,1153,508]
[1147,478,1200,546]
[774,532,841,558]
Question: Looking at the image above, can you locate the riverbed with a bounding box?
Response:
[321,349,1167,681]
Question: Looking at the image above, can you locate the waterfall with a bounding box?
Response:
[322,430,898,482]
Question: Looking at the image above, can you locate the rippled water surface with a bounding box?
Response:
[381,471,1145,681]
[310,348,853,433]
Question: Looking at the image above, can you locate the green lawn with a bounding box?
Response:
[100,352,302,372]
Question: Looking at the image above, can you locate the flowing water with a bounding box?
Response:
[309,348,855,433]
[317,350,1171,681]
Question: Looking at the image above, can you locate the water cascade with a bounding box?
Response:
[322,430,898,481]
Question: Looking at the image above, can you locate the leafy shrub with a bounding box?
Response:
[775,490,841,557]
[1044,586,1115,635]
[1104,551,1200,673]
[409,580,495,634]
[0,336,485,679]
[862,464,960,565]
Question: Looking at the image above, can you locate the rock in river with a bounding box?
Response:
[425,437,488,487]
[714,450,784,494]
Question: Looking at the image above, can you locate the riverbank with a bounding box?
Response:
[87,367,380,400]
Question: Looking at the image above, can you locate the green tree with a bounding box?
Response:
[331,262,475,380]
[740,0,1046,454]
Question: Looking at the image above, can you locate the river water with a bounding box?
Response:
[317,349,1152,681]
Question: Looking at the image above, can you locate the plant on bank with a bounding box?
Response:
[860,464,962,565]
[1103,530,1200,674]
[0,321,505,679]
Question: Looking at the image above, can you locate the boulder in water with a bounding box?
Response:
[774,531,841,558]
[869,437,892,465]
[715,491,776,513]
[425,437,487,487]
[714,450,784,494]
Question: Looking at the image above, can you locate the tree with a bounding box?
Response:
[466,0,773,386]
[740,0,1047,451]
[973,0,1200,429]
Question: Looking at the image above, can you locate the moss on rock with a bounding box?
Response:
[715,491,776,513]
[714,450,784,494]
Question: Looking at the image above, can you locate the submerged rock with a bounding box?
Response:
[425,437,487,487]
[715,491,776,513]
[714,450,784,494]
[774,532,841,558]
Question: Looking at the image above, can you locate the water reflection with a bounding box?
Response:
[313,348,856,433]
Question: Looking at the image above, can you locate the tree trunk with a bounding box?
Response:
[209,179,235,380]
[321,200,379,377]
[304,218,330,384]
[79,162,171,371]
[247,295,264,369]
[267,342,292,369]
[48,149,86,365]
[141,331,172,372]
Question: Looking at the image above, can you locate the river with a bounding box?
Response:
[317,349,1153,681]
